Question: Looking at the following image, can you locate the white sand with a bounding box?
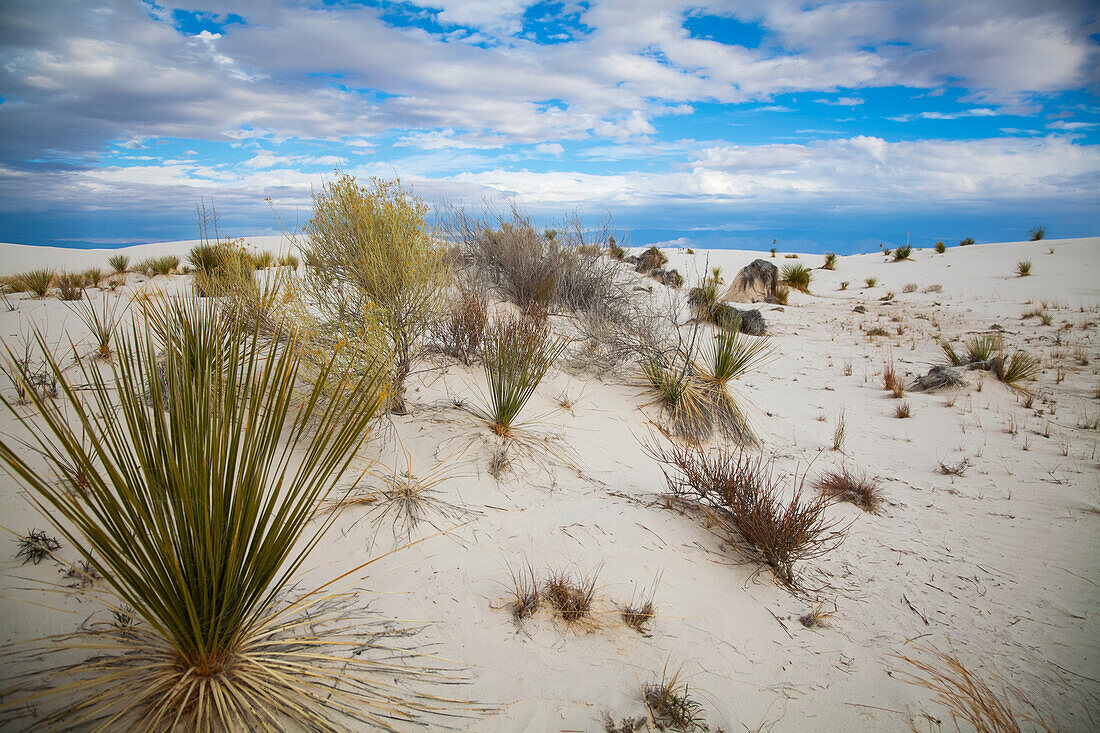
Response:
[0,236,1097,730]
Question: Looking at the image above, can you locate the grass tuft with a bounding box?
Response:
[642,666,707,732]
[107,254,130,273]
[893,400,911,418]
[14,528,62,565]
[1028,226,1046,241]
[816,466,881,512]
[505,559,540,622]
[893,245,912,261]
[55,272,84,301]
[19,269,55,298]
[1015,260,1032,277]
[865,277,878,288]
[780,263,812,293]
[822,252,837,270]
[544,567,598,624]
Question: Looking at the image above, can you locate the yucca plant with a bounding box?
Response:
[150,254,180,276]
[893,245,912,261]
[19,268,54,298]
[780,263,812,293]
[1028,226,1046,241]
[0,297,455,730]
[474,313,566,438]
[641,353,712,444]
[822,252,837,270]
[774,285,790,305]
[999,350,1040,389]
[1016,260,1032,277]
[694,326,774,445]
[55,271,84,300]
[965,334,1002,363]
[107,253,130,273]
[939,338,964,367]
[67,292,127,359]
[253,250,277,269]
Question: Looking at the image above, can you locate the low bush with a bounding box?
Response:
[816,466,881,512]
[774,285,790,305]
[432,282,488,366]
[903,282,918,293]
[893,245,912,261]
[544,567,598,624]
[1028,226,1046,241]
[18,269,54,298]
[865,277,877,288]
[959,237,974,246]
[934,240,946,253]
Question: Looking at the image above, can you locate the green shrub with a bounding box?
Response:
[1016,260,1032,277]
[770,247,776,257]
[780,263,812,293]
[965,334,1003,363]
[864,277,877,288]
[822,253,837,270]
[959,237,974,246]
[934,241,946,254]
[150,255,179,276]
[253,250,276,269]
[18,269,54,298]
[55,272,84,300]
[893,245,912,261]
[1028,226,1045,241]
[998,350,1039,388]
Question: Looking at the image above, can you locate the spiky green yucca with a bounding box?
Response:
[1016,260,1032,276]
[893,245,912,261]
[999,350,1040,388]
[780,263,812,293]
[822,252,837,270]
[0,297,457,731]
[476,314,566,437]
[694,327,774,445]
[107,254,130,273]
[19,268,54,298]
[965,334,1002,363]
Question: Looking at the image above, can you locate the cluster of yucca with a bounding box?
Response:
[0,296,456,730]
[939,333,1039,390]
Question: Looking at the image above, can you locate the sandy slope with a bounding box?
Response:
[0,237,1097,731]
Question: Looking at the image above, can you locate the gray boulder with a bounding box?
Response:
[723,259,778,303]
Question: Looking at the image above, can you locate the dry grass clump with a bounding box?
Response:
[646,438,847,586]
[939,457,972,476]
[544,567,599,624]
[865,277,878,288]
[903,282,918,293]
[893,400,912,418]
[780,262,812,293]
[14,528,62,565]
[959,237,975,246]
[923,283,943,293]
[895,643,1054,733]
[432,282,488,365]
[799,600,838,628]
[1028,226,1046,241]
[883,360,905,397]
[774,285,790,305]
[642,666,707,732]
[55,272,84,301]
[815,466,882,512]
[505,560,541,622]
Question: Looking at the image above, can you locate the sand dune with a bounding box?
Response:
[0,237,1097,731]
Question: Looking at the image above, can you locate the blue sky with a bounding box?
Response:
[1,0,1098,253]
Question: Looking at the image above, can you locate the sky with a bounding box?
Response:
[0,0,1098,253]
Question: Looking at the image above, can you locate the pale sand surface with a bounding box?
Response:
[0,237,1097,730]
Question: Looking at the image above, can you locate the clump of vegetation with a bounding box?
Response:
[81,268,104,288]
[638,246,668,272]
[0,297,451,730]
[893,400,911,418]
[816,466,881,512]
[645,438,848,586]
[107,254,130,273]
[935,240,946,253]
[620,587,656,635]
[923,284,943,293]
[939,457,972,476]
[883,248,892,256]
[865,277,878,288]
[55,272,84,301]
[784,253,799,259]
[1016,260,1032,277]
[959,237,975,246]
[277,253,299,268]
[149,255,179,276]
[774,285,790,305]
[1028,226,1046,241]
[474,313,566,438]
[642,666,708,732]
[608,236,626,260]
[840,281,849,290]
[896,643,1055,733]
[998,350,1040,389]
[799,599,837,628]
[893,245,912,261]
[770,247,777,257]
[780,263,812,293]
[14,528,62,565]
[433,282,488,366]
[545,567,598,625]
[300,174,446,413]
[252,250,276,269]
[67,293,126,359]
[694,325,773,445]
[19,269,55,298]
[883,361,905,398]
[832,411,846,451]
[505,560,540,621]
[903,282,918,293]
[822,252,837,270]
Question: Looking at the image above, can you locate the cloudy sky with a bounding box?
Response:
[1,0,1097,252]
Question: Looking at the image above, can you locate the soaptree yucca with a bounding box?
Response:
[0,296,455,731]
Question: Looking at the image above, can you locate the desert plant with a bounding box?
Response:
[55,272,84,301]
[903,282,918,293]
[619,582,657,635]
[865,277,877,288]
[799,600,838,628]
[66,292,127,359]
[959,237,974,246]
[832,411,846,451]
[432,282,488,366]
[840,281,849,290]
[998,350,1040,389]
[965,334,1003,363]
[881,291,895,301]
[149,255,179,276]
[694,327,773,445]
[939,457,972,476]
[935,240,946,253]
[883,361,905,397]
[893,245,912,261]
[1028,226,1046,241]
[1016,260,1032,277]
[939,339,964,366]
[923,283,943,293]
[896,643,1054,733]
[816,466,881,512]
[773,285,790,305]
[278,253,299,268]
[0,296,449,731]
[822,252,837,270]
[608,236,626,260]
[301,174,446,413]
[81,268,104,288]
[504,559,540,621]
[641,354,711,443]
[19,269,55,298]
[107,254,130,273]
[253,250,276,269]
[770,247,776,257]
[894,400,912,418]
[780,263,812,293]
[646,438,847,586]
[638,245,668,272]
[544,567,598,624]
[642,665,707,732]
[474,314,566,438]
[883,248,892,256]
[14,528,62,565]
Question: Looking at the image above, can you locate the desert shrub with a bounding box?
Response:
[939,338,964,366]
[474,313,566,438]
[883,360,905,397]
[773,285,790,305]
[935,240,946,253]
[619,583,657,634]
[689,270,723,321]
[81,268,104,288]
[149,255,179,276]
[187,243,221,272]
[638,245,668,272]
[864,277,877,288]
[190,239,261,312]
[784,253,799,259]
[770,247,776,257]
[14,528,62,565]
[965,334,1003,363]
[896,643,1055,733]
[923,283,943,293]
[693,327,773,445]
[107,254,130,273]
[432,282,488,366]
[1016,260,1032,276]
[780,263,812,293]
[893,245,912,261]
[642,666,707,732]
[903,282,918,293]
[300,173,445,413]
[1028,226,1046,241]
[646,439,847,586]
[608,236,626,260]
[544,567,598,624]
[822,252,837,270]
[959,236,974,246]
[18,269,54,298]
[893,400,911,418]
[253,250,276,269]
[0,296,452,731]
[840,281,849,290]
[55,272,84,301]
[278,253,299,268]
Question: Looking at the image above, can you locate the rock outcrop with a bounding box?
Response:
[723,259,778,303]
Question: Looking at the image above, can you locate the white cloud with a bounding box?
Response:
[535,142,564,155]
[1047,120,1098,130]
[889,108,1001,122]
[814,97,864,106]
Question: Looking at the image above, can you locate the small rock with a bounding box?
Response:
[853,305,867,313]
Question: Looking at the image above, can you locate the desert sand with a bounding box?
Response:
[0,236,1097,731]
